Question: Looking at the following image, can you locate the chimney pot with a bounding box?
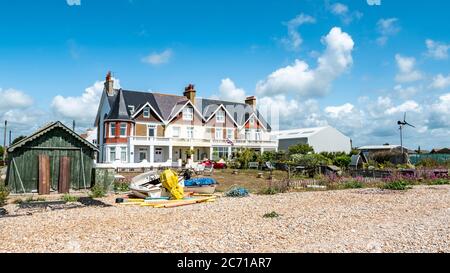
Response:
[245,96,257,110]
[104,71,115,96]
[183,84,196,104]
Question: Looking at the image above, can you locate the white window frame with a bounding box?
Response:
[245,129,251,140]
[172,126,181,138]
[110,123,116,137]
[183,107,194,121]
[119,123,127,137]
[255,129,262,141]
[187,126,194,139]
[128,105,135,115]
[120,147,127,162]
[215,128,223,140]
[147,125,156,138]
[109,147,116,162]
[143,106,150,118]
[226,128,234,139]
[216,110,225,123]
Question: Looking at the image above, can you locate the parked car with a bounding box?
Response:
[201,160,227,169]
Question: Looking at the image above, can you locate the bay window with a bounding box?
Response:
[110,123,116,137]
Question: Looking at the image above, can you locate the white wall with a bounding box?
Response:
[307,127,351,153]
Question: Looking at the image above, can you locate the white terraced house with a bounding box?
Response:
[94,72,278,167]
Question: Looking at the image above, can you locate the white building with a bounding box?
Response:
[272,126,352,154]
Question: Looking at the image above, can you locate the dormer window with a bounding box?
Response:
[216,109,225,123]
[143,106,150,118]
[128,105,135,115]
[183,107,193,121]
[249,116,255,126]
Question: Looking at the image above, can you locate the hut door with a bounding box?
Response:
[38,155,51,195]
[58,157,71,193]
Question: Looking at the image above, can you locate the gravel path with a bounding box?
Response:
[1,185,449,253]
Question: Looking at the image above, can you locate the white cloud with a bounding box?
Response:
[257,27,354,97]
[395,54,423,83]
[0,88,33,111]
[217,78,247,103]
[385,100,421,115]
[425,39,449,60]
[51,78,121,126]
[329,3,363,25]
[394,84,419,99]
[325,103,354,118]
[141,49,173,65]
[281,13,316,51]
[429,74,450,90]
[66,0,81,6]
[376,18,400,46]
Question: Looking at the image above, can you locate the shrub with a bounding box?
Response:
[25,196,46,203]
[89,183,106,198]
[430,179,450,185]
[382,181,410,190]
[416,158,440,168]
[263,211,280,218]
[260,187,279,195]
[290,153,331,167]
[61,194,79,202]
[235,148,260,169]
[113,182,129,192]
[288,144,314,155]
[334,155,352,169]
[0,183,10,206]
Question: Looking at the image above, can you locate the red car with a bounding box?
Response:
[201,160,227,169]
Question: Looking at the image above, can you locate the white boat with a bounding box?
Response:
[129,171,162,198]
[129,170,185,198]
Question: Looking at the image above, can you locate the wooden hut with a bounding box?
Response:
[6,121,99,194]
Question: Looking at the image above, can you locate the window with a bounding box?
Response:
[249,116,255,126]
[183,107,193,121]
[213,147,229,160]
[120,123,127,136]
[172,127,180,137]
[227,129,233,139]
[110,123,116,137]
[187,127,194,139]
[216,110,225,123]
[215,128,223,140]
[148,125,156,137]
[255,129,261,141]
[120,147,127,162]
[109,147,116,162]
[143,106,150,118]
[128,105,135,115]
[245,129,251,140]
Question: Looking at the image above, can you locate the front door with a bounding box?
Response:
[155,148,163,162]
[139,148,147,162]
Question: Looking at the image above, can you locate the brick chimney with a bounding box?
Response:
[245,96,257,110]
[183,84,196,104]
[104,71,115,96]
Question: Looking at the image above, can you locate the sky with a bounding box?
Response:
[0,0,449,150]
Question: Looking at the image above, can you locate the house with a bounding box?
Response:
[80,128,98,146]
[271,126,352,154]
[94,72,278,167]
[430,148,450,154]
[5,121,98,194]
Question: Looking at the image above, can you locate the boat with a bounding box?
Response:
[129,170,185,198]
[129,171,162,198]
[183,177,218,194]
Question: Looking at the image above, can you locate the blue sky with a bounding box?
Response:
[0,0,449,150]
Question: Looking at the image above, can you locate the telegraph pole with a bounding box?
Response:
[3,120,7,161]
[9,130,12,146]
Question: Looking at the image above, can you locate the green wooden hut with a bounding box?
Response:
[6,121,99,194]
